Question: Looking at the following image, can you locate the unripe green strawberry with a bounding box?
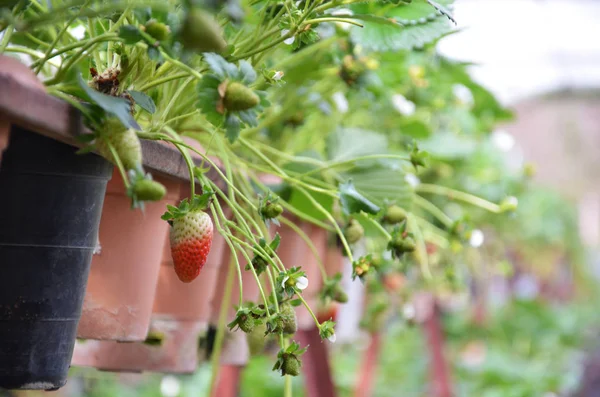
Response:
[344,219,364,244]
[389,235,416,258]
[144,19,171,41]
[383,205,407,224]
[278,303,297,335]
[247,322,268,356]
[260,201,283,219]
[224,82,259,111]
[281,354,301,376]
[333,286,348,303]
[170,210,213,283]
[180,9,227,53]
[238,314,255,333]
[96,121,142,170]
[133,179,166,201]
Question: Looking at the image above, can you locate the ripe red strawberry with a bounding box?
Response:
[169,210,213,282]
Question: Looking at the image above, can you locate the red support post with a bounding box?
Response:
[211,365,242,397]
[422,298,453,397]
[296,328,337,397]
[354,332,382,397]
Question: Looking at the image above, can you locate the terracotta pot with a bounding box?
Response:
[210,245,261,365]
[153,218,228,323]
[77,169,181,341]
[0,56,45,168]
[278,219,327,330]
[325,240,344,278]
[71,212,228,373]
[71,320,204,373]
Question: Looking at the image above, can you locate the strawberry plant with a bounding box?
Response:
[2,0,576,394]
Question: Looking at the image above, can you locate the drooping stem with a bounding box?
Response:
[416,184,501,213]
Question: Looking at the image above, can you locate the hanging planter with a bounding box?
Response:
[77,169,181,341]
[210,247,261,366]
[72,210,228,373]
[0,119,8,167]
[71,320,204,374]
[0,56,46,169]
[0,127,112,390]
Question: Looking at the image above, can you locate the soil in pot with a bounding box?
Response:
[0,126,112,390]
[77,169,181,341]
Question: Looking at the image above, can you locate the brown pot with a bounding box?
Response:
[325,239,344,277]
[278,219,327,330]
[71,319,204,373]
[153,216,228,323]
[210,244,262,365]
[0,56,46,167]
[77,169,181,341]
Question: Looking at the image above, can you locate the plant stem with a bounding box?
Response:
[303,17,363,27]
[138,72,188,91]
[365,216,392,239]
[297,186,354,263]
[300,154,410,177]
[160,48,203,80]
[279,216,328,282]
[207,245,236,395]
[416,183,501,213]
[408,213,433,281]
[413,195,453,227]
[0,25,14,53]
[297,293,321,329]
[211,203,244,307]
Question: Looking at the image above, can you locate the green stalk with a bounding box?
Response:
[278,216,328,281]
[416,183,501,213]
[408,213,433,281]
[413,195,453,227]
[207,248,236,395]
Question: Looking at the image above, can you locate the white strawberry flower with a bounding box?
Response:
[392,94,416,116]
[272,71,284,81]
[296,276,309,290]
[469,229,485,248]
[281,29,295,45]
[332,91,349,113]
[327,332,337,343]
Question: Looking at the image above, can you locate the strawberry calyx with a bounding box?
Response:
[161,189,214,224]
[272,341,307,377]
[228,304,266,334]
[245,233,281,276]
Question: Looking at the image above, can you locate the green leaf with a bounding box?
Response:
[347,167,413,210]
[147,46,160,61]
[225,113,241,143]
[238,60,257,84]
[128,90,156,114]
[339,180,381,216]
[419,132,477,160]
[203,52,229,78]
[426,0,456,24]
[77,73,140,130]
[327,128,388,163]
[341,14,404,27]
[350,16,452,52]
[190,192,213,210]
[269,233,281,251]
[118,25,144,44]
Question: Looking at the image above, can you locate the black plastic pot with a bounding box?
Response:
[0,126,112,390]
